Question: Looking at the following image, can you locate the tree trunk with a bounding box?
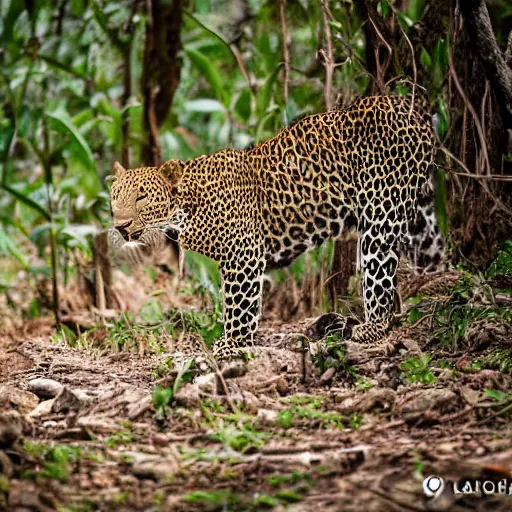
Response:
[141,0,183,166]
[458,0,512,129]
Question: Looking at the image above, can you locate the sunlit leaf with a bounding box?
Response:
[234,88,252,122]
[46,110,95,170]
[419,47,432,70]
[407,0,426,23]
[1,0,25,44]
[256,65,282,119]
[60,224,98,249]
[184,99,226,113]
[0,227,26,265]
[186,49,228,106]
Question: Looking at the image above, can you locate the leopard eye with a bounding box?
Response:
[135,194,148,202]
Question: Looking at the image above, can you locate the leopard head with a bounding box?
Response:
[108,160,185,241]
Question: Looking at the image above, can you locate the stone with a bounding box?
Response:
[27,378,63,399]
[0,411,23,448]
[52,387,83,413]
[0,386,38,415]
[28,399,55,418]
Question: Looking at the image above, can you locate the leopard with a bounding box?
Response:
[108,94,436,361]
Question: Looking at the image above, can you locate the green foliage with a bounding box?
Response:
[400,353,436,384]
[152,357,195,419]
[103,430,134,449]
[487,241,512,280]
[210,423,267,453]
[183,490,239,509]
[22,443,82,483]
[485,388,511,404]
[277,395,345,429]
[485,348,512,374]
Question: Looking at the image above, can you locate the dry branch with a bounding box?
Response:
[279,0,290,124]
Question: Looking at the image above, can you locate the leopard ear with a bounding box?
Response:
[158,159,184,186]
[113,161,127,177]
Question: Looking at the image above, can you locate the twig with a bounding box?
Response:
[279,0,290,125]
[445,171,512,182]
[368,14,392,87]
[448,52,491,176]
[261,444,371,456]
[445,54,512,216]
[388,3,417,114]
[320,0,335,109]
[229,44,253,92]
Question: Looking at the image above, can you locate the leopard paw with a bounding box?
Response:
[307,313,358,341]
[212,340,254,364]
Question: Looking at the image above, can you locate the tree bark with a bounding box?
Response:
[458,0,512,128]
[141,0,183,166]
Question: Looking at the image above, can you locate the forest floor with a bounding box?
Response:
[1,264,512,512]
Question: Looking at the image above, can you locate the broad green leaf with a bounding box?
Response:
[194,0,210,15]
[1,0,25,44]
[17,105,31,138]
[0,228,26,265]
[419,47,432,70]
[407,0,426,22]
[46,111,95,170]
[378,1,390,18]
[436,96,449,140]
[234,88,252,122]
[72,108,95,128]
[120,103,142,115]
[255,106,280,144]
[184,99,226,113]
[0,120,15,162]
[256,65,282,119]
[60,224,98,249]
[186,49,228,106]
[396,12,414,29]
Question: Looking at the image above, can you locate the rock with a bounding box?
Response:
[319,367,336,384]
[459,386,480,406]
[196,373,216,394]
[275,376,289,395]
[0,449,13,476]
[337,388,396,415]
[7,479,55,512]
[28,399,55,418]
[221,362,248,379]
[344,341,368,364]
[27,378,63,399]
[127,395,152,420]
[332,389,354,404]
[52,387,83,413]
[400,388,457,415]
[129,453,180,480]
[257,408,278,424]
[0,411,23,448]
[174,385,201,408]
[0,386,39,415]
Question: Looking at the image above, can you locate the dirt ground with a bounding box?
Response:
[1,266,512,512]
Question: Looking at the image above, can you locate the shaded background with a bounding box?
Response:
[0,0,511,329]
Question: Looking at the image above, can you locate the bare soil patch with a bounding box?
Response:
[1,264,512,511]
[1,313,512,512]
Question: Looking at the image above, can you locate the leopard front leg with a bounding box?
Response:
[308,209,404,345]
[213,260,265,362]
[351,227,400,343]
